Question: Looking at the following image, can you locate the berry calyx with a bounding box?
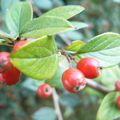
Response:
[13,40,29,51]
[116,96,120,108]
[0,52,13,73]
[62,68,86,93]
[2,67,21,85]
[37,84,52,98]
[77,57,100,79]
[115,80,120,91]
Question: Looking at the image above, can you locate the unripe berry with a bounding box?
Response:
[0,52,12,73]
[37,84,52,98]
[62,68,86,93]
[2,67,21,85]
[13,40,29,51]
[116,96,120,108]
[115,80,120,91]
[77,57,100,79]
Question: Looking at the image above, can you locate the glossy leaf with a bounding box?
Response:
[42,5,84,19]
[10,36,59,80]
[97,92,120,120]
[21,16,73,38]
[5,2,33,37]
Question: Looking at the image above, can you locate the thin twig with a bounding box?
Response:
[86,79,112,94]
[52,88,63,120]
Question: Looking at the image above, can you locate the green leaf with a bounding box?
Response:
[41,5,85,19]
[97,92,120,120]
[100,66,120,89]
[21,16,73,38]
[32,107,56,120]
[10,36,59,80]
[66,40,85,52]
[46,55,69,89]
[78,32,120,67]
[5,2,33,37]
[70,21,88,30]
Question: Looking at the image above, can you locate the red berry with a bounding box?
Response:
[77,57,100,79]
[13,40,29,51]
[37,84,52,98]
[62,68,86,93]
[116,96,120,108]
[2,67,21,85]
[0,52,13,73]
[115,80,120,91]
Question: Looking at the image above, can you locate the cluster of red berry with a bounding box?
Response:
[37,57,100,98]
[62,57,100,93]
[0,41,28,85]
[0,40,120,109]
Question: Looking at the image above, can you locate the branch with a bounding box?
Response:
[29,1,113,95]
[52,88,63,120]
[68,54,113,94]
[86,79,112,94]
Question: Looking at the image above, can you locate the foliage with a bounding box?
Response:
[0,0,120,120]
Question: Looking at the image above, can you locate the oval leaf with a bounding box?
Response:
[41,5,84,19]
[97,92,120,120]
[66,40,85,52]
[10,36,59,80]
[21,16,73,38]
[5,2,33,37]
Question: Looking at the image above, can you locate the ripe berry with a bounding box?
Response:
[2,67,21,85]
[115,80,120,91]
[62,68,86,93]
[77,57,100,79]
[0,52,13,73]
[37,84,52,98]
[13,40,29,51]
[116,96,120,108]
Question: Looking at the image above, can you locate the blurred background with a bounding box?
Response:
[0,0,120,120]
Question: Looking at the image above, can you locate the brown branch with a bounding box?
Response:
[86,79,112,94]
